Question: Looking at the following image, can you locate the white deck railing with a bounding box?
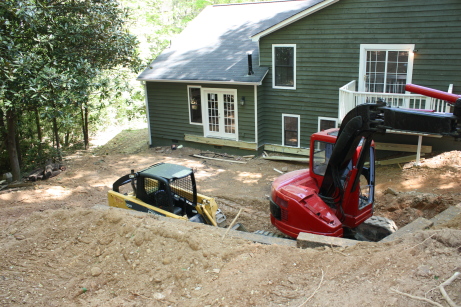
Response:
[338,80,453,121]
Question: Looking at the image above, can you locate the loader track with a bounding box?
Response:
[253,230,290,239]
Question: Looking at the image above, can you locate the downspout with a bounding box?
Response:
[143,81,152,146]
[254,84,258,146]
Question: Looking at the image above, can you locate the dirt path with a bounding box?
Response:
[1,128,460,306]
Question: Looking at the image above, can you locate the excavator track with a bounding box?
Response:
[253,230,289,239]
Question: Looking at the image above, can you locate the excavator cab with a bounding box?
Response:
[270,128,378,240]
[310,129,377,230]
[311,129,375,213]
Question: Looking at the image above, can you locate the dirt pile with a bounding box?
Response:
[374,150,461,228]
[1,207,460,306]
[415,150,461,169]
[378,192,456,228]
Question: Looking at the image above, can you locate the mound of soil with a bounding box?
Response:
[416,150,461,169]
[1,207,460,306]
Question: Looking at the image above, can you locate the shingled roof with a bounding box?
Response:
[137,0,332,84]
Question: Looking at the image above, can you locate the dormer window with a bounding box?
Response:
[272,44,296,89]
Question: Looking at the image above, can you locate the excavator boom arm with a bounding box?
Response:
[319,84,461,209]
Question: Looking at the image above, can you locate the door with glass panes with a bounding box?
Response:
[358,44,414,94]
[201,89,238,140]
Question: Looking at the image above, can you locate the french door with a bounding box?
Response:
[201,88,238,140]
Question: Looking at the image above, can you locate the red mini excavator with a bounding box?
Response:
[270,84,461,241]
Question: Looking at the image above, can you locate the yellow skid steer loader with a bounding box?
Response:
[108,163,227,226]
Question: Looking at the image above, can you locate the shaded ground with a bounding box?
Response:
[1,128,460,306]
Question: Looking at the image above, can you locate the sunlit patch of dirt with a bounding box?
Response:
[236,171,263,184]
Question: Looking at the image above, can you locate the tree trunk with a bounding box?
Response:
[65,131,70,147]
[0,108,6,152]
[35,107,43,155]
[6,109,21,181]
[52,115,62,161]
[85,106,89,149]
[81,104,89,150]
[15,127,21,167]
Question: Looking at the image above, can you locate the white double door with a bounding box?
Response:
[201,88,238,140]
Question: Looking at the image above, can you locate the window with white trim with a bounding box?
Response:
[359,44,414,93]
[188,86,202,124]
[318,117,338,132]
[283,114,300,147]
[273,44,296,89]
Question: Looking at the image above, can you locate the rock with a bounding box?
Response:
[150,277,162,284]
[77,236,92,244]
[3,172,12,183]
[91,267,102,277]
[14,235,25,240]
[415,265,432,277]
[98,237,113,245]
[188,239,200,251]
[162,258,171,265]
[384,187,398,196]
[134,233,144,246]
[153,293,165,300]
[281,167,288,172]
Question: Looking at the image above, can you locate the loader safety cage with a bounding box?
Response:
[112,163,198,215]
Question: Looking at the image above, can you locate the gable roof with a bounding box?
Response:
[250,0,339,41]
[137,0,332,84]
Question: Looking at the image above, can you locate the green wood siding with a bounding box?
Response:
[146,82,256,146]
[258,0,461,147]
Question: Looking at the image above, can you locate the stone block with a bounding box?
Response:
[430,204,461,227]
[297,232,358,249]
[380,217,433,243]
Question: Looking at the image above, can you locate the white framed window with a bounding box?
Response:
[358,44,415,93]
[272,44,296,89]
[282,114,300,147]
[188,85,202,125]
[318,117,338,132]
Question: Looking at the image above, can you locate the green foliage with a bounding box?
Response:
[0,0,141,175]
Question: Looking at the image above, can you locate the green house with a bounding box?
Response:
[138,0,461,155]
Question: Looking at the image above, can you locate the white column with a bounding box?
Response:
[415,135,423,166]
[143,82,152,146]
